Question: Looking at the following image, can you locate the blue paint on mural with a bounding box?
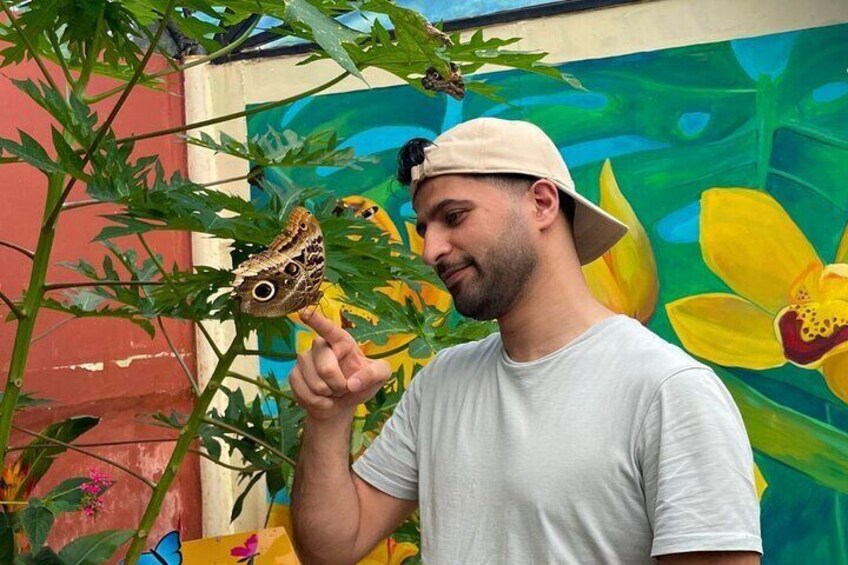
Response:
[678,112,711,137]
[657,201,700,243]
[731,32,798,81]
[813,82,848,103]
[560,135,670,167]
[317,125,437,176]
[483,92,609,117]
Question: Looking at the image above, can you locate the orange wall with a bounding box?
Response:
[0,58,201,547]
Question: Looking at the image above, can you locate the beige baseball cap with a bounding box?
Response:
[409,117,628,265]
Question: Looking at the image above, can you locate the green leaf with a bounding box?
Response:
[21,500,54,552]
[230,471,264,522]
[57,529,134,565]
[0,131,79,178]
[17,416,99,498]
[28,547,64,565]
[0,512,14,565]
[285,0,361,79]
[42,477,89,513]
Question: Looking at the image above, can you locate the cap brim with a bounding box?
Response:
[556,184,628,265]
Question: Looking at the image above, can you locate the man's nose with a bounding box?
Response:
[421,228,451,267]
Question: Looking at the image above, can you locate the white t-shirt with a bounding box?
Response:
[352,315,762,564]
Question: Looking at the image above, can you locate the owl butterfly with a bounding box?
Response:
[232,207,325,317]
[421,64,465,100]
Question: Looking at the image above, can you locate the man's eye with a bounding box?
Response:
[445,210,465,225]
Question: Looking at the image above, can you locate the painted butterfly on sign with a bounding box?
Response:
[136,530,182,565]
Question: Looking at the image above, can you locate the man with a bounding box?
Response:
[289,118,762,564]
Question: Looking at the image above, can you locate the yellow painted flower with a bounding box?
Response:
[666,188,848,403]
[581,160,659,323]
[359,538,419,565]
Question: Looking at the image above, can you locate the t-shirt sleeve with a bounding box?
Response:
[351,369,423,501]
[636,367,762,557]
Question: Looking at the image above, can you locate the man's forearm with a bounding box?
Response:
[292,413,360,564]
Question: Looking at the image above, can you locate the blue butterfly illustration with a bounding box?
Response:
[137,530,182,565]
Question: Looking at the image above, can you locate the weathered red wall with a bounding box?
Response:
[0,57,201,549]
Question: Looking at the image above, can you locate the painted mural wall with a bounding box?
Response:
[246,23,848,563]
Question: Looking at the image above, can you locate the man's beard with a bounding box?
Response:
[444,212,538,321]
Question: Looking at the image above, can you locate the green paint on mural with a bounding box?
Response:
[249,23,848,563]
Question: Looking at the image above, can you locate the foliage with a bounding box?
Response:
[0,0,566,562]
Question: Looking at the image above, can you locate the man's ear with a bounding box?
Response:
[528,179,561,228]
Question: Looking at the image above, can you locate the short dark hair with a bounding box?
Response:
[396,138,576,225]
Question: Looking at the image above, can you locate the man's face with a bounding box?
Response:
[413,175,538,320]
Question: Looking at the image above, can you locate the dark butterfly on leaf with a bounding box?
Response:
[421,64,465,100]
[232,206,325,317]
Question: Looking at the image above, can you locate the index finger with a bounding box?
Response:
[299,309,355,348]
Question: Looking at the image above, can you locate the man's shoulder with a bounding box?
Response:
[603,316,710,385]
[430,331,502,366]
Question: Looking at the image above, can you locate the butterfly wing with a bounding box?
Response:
[136,531,182,565]
[233,207,325,317]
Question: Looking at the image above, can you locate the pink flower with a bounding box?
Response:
[230,534,259,560]
[80,468,113,519]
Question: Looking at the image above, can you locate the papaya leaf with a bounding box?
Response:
[230,471,264,522]
[0,131,84,179]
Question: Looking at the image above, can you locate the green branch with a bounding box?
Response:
[0,290,23,319]
[0,173,64,462]
[114,71,350,146]
[12,424,155,489]
[202,415,296,467]
[43,280,164,291]
[0,239,35,259]
[157,317,199,395]
[124,326,246,564]
[62,199,108,211]
[43,0,179,230]
[84,17,261,104]
[227,371,294,401]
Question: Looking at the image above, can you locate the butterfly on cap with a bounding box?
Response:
[421,64,465,100]
[232,206,325,317]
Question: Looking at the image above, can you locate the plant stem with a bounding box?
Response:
[136,233,225,361]
[8,437,177,451]
[202,416,296,467]
[45,29,75,87]
[157,317,199,395]
[84,17,261,104]
[240,349,297,361]
[0,290,23,319]
[43,280,164,291]
[115,71,350,146]
[202,169,262,189]
[0,173,64,464]
[30,316,75,344]
[12,424,155,489]
[0,1,61,94]
[124,327,246,564]
[61,199,108,211]
[0,239,35,259]
[43,0,178,230]
[189,448,259,473]
[227,371,293,400]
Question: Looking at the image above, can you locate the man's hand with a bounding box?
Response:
[290,309,392,422]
